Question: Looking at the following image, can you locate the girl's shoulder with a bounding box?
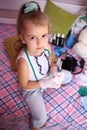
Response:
[16,49,27,62]
[44,44,51,56]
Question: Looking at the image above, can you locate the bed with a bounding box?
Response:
[0,0,87,130]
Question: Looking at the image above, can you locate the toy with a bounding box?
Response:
[54,46,67,57]
[78,86,87,111]
[73,27,87,58]
[65,30,75,48]
[78,86,87,96]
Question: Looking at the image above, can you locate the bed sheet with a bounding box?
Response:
[0,23,87,130]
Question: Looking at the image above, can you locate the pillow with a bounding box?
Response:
[44,0,77,36]
[4,36,19,71]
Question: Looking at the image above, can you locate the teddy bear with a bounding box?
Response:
[73,27,87,58]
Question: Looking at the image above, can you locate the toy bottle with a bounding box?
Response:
[65,30,75,48]
[52,34,56,45]
[57,58,63,72]
[60,34,65,47]
[56,33,61,46]
[48,33,53,44]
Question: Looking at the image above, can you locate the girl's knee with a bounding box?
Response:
[62,69,72,84]
[33,113,47,128]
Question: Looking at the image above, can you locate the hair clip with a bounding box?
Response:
[24,2,38,13]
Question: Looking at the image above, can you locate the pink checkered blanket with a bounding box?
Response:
[0,23,87,130]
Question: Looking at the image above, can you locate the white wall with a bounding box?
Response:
[0,0,86,24]
[0,0,85,13]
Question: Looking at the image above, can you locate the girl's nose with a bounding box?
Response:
[37,38,42,45]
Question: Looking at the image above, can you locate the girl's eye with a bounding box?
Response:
[30,36,35,40]
[29,36,36,40]
[42,34,48,38]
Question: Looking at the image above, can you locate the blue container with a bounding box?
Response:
[65,34,75,48]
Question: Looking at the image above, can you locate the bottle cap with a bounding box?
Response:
[57,33,60,37]
[62,34,65,38]
[53,34,56,39]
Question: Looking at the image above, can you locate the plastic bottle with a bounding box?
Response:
[48,33,53,44]
[56,33,61,46]
[52,34,56,45]
[65,30,75,48]
[60,34,65,47]
[56,58,62,72]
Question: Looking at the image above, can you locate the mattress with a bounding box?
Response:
[0,23,87,130]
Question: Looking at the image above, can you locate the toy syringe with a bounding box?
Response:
[57,59,63,72]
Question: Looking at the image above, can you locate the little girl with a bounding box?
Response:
[16,1,72,130]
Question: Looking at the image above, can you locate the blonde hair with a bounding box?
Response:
[17,2,50,34]
[15,1,51,51]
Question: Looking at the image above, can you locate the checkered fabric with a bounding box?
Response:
[0,23,87,130]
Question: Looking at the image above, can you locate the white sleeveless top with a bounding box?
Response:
[17,48,50,81]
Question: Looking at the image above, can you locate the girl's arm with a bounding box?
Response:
[17,58,40,90]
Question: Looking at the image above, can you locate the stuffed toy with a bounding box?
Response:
[78,86,87,111]
[73,27,87,58]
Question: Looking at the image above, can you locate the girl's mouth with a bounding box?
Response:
[37,47,44,50]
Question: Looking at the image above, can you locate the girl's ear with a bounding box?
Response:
[19,34,26,44]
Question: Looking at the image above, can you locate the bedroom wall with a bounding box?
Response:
[0,0,86,24]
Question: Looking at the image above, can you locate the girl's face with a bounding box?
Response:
[20,21,49,56]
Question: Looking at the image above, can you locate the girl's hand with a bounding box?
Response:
[39,68,64,89]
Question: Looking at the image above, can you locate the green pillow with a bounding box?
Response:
[44,0,77,36]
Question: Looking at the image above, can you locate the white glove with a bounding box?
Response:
[39,67,64,89]
[50,66,57,76]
